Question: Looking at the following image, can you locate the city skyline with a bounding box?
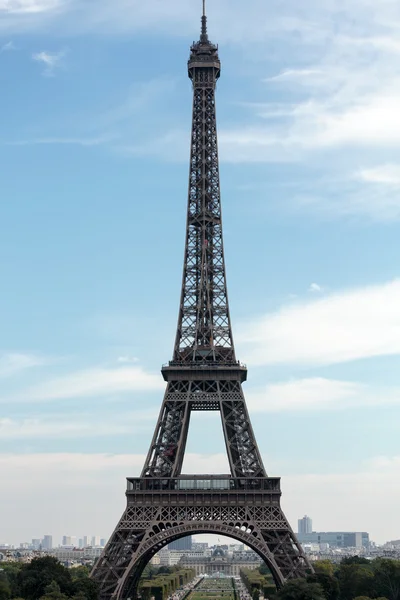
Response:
[1,0,400,547]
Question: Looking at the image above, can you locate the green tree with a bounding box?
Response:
[341,558,370,566]
[0,580,11,600]
[277,579,326,600]
[71,575,98,600]
[313,562,335,577]
[253,590,260,600]
[17,557,73,600]
[307,572,339,600]
[39,581,69,600]
[70,567,91,581]
[372,559,400,600]
[71,592,87,600]
[260,564,272,576]
[337,564,373,600]
[0,562,22,597]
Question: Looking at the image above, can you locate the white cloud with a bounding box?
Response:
[238,279,400,367]
[266,69,323,83]
[117,356,139,364]
[32,49,65,75]
[8,136,110,146]
[247,378,364,412]
[7,365,163,403]
[4,0,400,222]
[0,452,398,545]
[356,164,400,185]
[308,283,323,293]
[247,377,400,412]
[0,0,61,14]
[0,352,49,378]
[0,410,155,439]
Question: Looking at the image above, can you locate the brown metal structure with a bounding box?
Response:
[91,5,312,599]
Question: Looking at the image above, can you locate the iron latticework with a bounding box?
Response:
[91,6,312,599]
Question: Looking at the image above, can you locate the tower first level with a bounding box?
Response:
[92,476,309,600]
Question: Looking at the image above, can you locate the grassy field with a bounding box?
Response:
[188,577,236,600]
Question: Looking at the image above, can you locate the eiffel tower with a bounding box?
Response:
[91,4,312,598]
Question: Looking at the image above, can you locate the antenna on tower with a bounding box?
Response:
[200,0,208,42]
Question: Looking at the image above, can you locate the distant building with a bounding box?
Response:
[83,536,90,547]
[100,538,106,547]
[298,532,369,548]
[84,547,103,559]
[62,536,73,547]
[52,548,84,562]
[192,542,209,551]
[229,544,244,552]
[32,539,41,550]
[42,535,52,550]
[91,536,101,547]
[168,536,192,551]
[180,546,261,577]
[298,516,313,534]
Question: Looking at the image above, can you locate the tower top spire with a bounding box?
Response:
[200,0,208,42]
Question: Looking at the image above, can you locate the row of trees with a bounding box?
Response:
[2,555,400,600]
[249,557,400,600]
[0,557,98,600]
[138,567,196,600]
[240,567,276,599]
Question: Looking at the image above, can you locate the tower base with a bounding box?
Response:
[91,476,311,600]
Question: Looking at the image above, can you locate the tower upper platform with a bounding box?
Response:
[188,1,220,81]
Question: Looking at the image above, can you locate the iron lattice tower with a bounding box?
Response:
[91,6,312,598]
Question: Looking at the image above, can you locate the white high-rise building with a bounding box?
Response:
[91,536,101,547]
[298,515,313,534]
[83,536,91,547]
[42,535,52,550]
[62,536,72,546]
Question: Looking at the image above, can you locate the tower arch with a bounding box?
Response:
[115,524,284,600]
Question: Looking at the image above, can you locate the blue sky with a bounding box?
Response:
[1,0,400,547]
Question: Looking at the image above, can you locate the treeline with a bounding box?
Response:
[0,557,98,600]
[243,557,400,600]
[139,566,196,600]
[240,566,277,599]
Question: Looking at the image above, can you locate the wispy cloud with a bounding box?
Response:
[0,409,156,439]
[308,283,323,293]
[7,135,111,147]
[356,164,400,185]
[32,49,65,76]
[0,0,62,14]
[0,40,15,52]
[247,377,400,413]
[265,69,323,83]
[5,78,172,151]
[0,353,49,378]
[5,365,163,403]
[238,279,400,367]
[117,356,139,364]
